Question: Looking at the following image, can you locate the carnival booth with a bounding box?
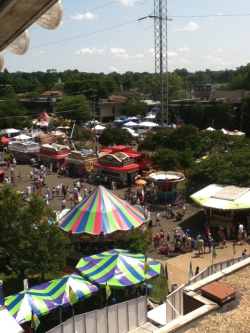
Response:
[59,186,146,242]
[99,146,151,173]
[35,143,70,170]
[65,150,97,176]
[94,151,139,188]
[10,141,40,164]
[191,184,250,228]
[149,171,185,203]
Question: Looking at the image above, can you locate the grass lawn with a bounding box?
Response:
[149,265,168,302]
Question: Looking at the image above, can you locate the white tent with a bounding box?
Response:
[123,127,135,133]
[0,309,23,333]
[145,114,156,120]
[205,127,215,132]
[132,132,139,137]
[12,134,32,142]
[123,121,138,127]
[139,121,159,127]
[93,125,106,131]
[221,128,230,134]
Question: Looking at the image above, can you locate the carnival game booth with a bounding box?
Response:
[10,141,40,164]
[149,171,185,203]
[35,143,70,171]
[65,150,97,176]
[94,151,139,188]
[59,186,146,244]
[191,185,250,228]
[99,146,151,173]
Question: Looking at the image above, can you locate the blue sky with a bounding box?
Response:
[3,0,250,73]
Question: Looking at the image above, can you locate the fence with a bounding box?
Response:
[166,255,250,324]
[46,296,147,333]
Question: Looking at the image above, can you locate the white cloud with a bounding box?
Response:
[76,47,106,55]
[168,52,178,58]
[135,54,144,59]
[120,0,137,6]
[180,59,190,64]
[203,54,229,66]
[109,66,119,72]
[110,48,130,59]
[179,47,189,52]
[38,51,46,54]
[173,22,199,32]
[216,48,223,52]
[146,48,155,57]
[216,12,222,16]
[184,22,199,31]
[71,12,97,20]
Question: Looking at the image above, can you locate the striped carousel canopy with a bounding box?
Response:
[5,288,57,325]
[76,249,161,289]
[59,186,145,235]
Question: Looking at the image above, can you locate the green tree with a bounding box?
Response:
[150,148,180,170]
[171,124,200,153]
[99,128,133,146]
[55,95,92,123]
[124,229,150,254]
[0,98,29,129]
[0,188,70,280]
[120,95,148,118]
[178,148,195,171]
[138,129,172,152]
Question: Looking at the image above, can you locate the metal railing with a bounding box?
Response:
[166,255,250,324]
[46,296,147,333]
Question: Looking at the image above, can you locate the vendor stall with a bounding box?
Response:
[65,150,97,176]
[191,184,250,228]
[10,141,40,164]
[94,151,139,187]
[35,143,70,170]
[149,171,185,202]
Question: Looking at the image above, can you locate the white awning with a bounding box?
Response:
[147,304,166,326]
[0,309,23,333]
[139,122,159,127]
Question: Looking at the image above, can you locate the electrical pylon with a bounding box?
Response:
[150,0,172,127]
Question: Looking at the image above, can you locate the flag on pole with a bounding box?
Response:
[31,311,40,331]
[144,256,150,275]
[106,282,111,300]
[189,261,193,276]
[213,245,217,260]
[233,243,236,255]
[69,285,78,305]
[165,263,168,280]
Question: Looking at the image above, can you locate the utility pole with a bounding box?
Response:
[149,0,172,128]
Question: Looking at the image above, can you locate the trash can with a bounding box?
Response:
[171,283,178,292]
[26,187,31,194]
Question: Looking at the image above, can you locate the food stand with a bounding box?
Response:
[35,143,70,170]
[191,184,250,228]
[94,152,139,188]
[149,171,185,202]
[65,150,97,175]
[10,141,40,164]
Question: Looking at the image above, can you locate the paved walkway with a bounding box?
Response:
[158,241,247,289]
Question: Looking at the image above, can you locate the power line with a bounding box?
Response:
[30,1,121,30]
[171,13,250,18]
[4,19,139,53]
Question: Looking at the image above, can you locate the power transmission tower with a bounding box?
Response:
[150,0,172,127]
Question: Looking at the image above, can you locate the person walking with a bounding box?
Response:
[56,184,60,197]
[61,199,66,211]
[156,212,161,226]
[52,187,56,198]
